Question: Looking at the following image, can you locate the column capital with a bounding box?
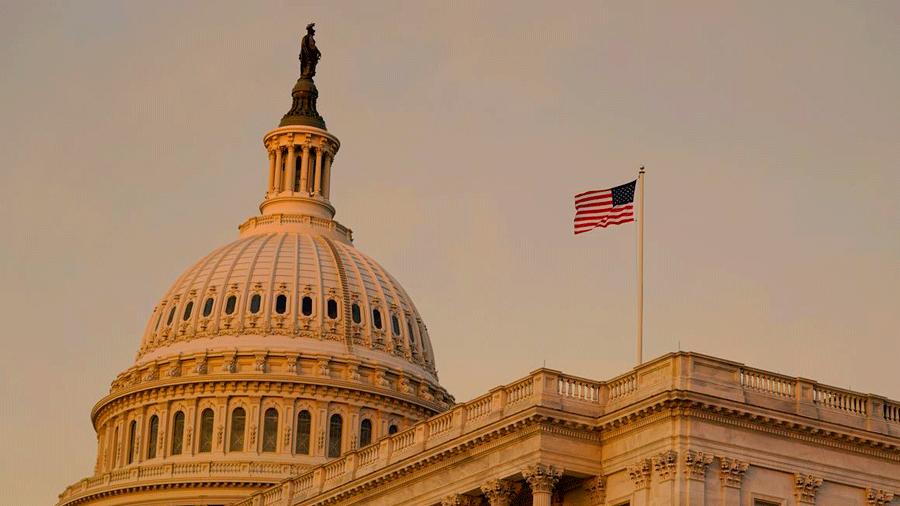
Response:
[683,450,714,481]
[794,474,824,504]
[584,476,607,506]
[866,488,895,506]
[627,458,652,489]
[442,494,482,506]
[719,457,749,489]
[652,450,678,481]
[480,479,522,506]
[523,463,563,494]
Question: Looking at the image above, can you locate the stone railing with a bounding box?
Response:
[218,352,900,506]
[58,460,305,504]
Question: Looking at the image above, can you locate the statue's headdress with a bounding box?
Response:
[306,23,315,32]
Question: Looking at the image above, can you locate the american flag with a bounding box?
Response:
[574,180,636,234]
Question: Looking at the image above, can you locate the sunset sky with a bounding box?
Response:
[1,2,899,505]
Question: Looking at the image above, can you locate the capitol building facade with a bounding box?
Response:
[56,36,900,506]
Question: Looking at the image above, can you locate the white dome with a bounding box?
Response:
[138,227,438,383]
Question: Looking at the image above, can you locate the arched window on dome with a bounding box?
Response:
[147,415,159,459]
[391,314,401,335]
[327,414,343,458]
[351,303,361,324]
[229,408,246,452]
[225,295,237,315]
[202,297,214,317]
[275,294,287,314]
[182,301,193,321]
[372,309,383,330]
[250,294,262,314]
[155,310,163,330]
[127,420,137,464]
[198,408,214,453]
[294,155,302,191]
[388,424,399,435]
[262,408,278,452]
[327,299,338,319]
[111,426,119,469]
[308,152,317,193]
[167,306,177,326]
[295,410,311,455]
[171,411,185,455]
[359,419,372,448]
[301,296,313,316]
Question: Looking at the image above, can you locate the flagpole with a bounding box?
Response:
[637,166,645,365]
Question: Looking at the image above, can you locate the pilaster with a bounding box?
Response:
[865,488,895,506]
[684,450,714,506]
[794,474,823,505]
[628,459,653,506]
[719,457,749,506]
[481,479,522,506]
[442,494,482,506]
[584,476,607,506]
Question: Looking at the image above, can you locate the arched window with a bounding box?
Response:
[127,420,137,464]
[182,301,193,321]
[388,424,399,435]
[351,303,361,324]
[262,408,278,452]
[167,306,177,326]
[147,415,159,459]
[198,408,214,453]
[202,297,214,317]
[295,410,311,455]
[308,153,317,193]
[391,314,401,335]
[359,419,372,448]
[171,411,185,455]
[155,310,163,330]
[229,408,246,452]
[111,426,119,469]
[372,309,383,330]
[328,414,343,458]
[327,299,338,319]
[301,296,313,316]
[294,156,302,191]
[250,294,262,314]
[225,295,237,315]
[275,294,287,314]
[407,322,416,346]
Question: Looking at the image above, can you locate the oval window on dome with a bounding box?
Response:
[202,297,214,317]
[351,303,361,324]
[391,314,401,335]
[301,296,313,316]
[275,294,287,314]
[167,306,177,326]
[327,299,338,319]
[182,301,193,321]
[225,295,237,315]
[372,309,383,329]
[250,294,261,313]
[155,309,163,330]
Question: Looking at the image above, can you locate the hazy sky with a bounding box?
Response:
[2,2,899,505]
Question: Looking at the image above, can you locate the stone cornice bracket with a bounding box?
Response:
[480,479,522,506]
[684,450,714,481]
[866,488,895,506]
[584,476,607,506]
[627,459,652,489]
[523,463,563,494]
[442,494,482,506]
[719,457,749,489]
[794,474,824,504]
[653,450,678,481]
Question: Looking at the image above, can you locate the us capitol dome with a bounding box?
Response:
[57,28,452,506]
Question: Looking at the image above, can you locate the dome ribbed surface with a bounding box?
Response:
[139,231,437,381]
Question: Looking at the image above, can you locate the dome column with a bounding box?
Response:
[314,147,324,195]
[274,147,284,192]
[300,145,310,194]
[286,142,297,193]
[267,149,277,194]
[322,152,333,198]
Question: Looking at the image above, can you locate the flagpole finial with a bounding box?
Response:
[639,166,645,173]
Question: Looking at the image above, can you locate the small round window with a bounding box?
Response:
[250,294,262,314]
[202,297,214,317]
[225,295,237,315]
[327,299,338,319]
[182,301,193,321]
[275,294,287,314]
[388,424,399,435]
[301,296,313,316]
[391,314,401,335]
[351,303,361,324]
[372,309,383,329]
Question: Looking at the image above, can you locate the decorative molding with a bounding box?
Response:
[866,488,895,506]
[719,457,749,488]
[627,459,652,489]
[794,474,824,504]
[480,479,522,506]
[653,450,678,481]
[441,494,482,506]
[522,463,563,494]
[684,450,714,481]
[583,476,607,506]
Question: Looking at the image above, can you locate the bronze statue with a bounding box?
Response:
[300,23,321,78]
